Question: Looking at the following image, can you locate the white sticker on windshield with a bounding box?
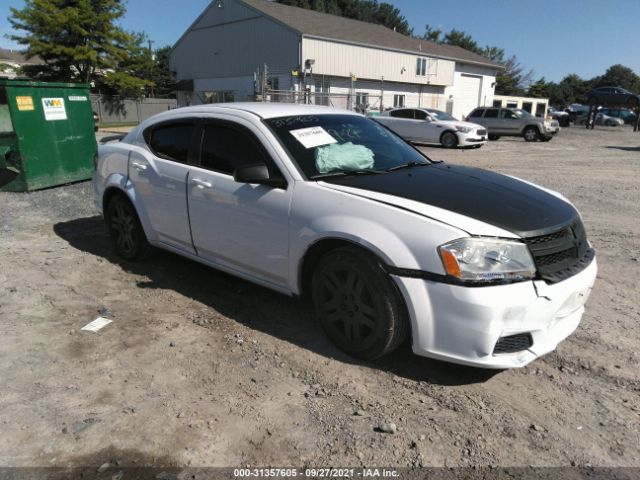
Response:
[290,126,338,149]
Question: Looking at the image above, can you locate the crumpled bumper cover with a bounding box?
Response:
[392,257,597,369]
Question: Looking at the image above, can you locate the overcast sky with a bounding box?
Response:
[1,0,638,82]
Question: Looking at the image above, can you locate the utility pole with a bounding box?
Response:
[147,38,155,97]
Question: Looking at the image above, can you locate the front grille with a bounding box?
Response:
[493,333,533,354]
[524,218,593,284]
[477,128,487,136]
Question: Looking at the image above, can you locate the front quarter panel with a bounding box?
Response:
[289,182,467,294]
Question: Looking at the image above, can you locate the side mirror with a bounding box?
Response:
[234,163,286,188]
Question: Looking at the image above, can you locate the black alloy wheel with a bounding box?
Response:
[440,131,459,148]
[311,247,408,359]
[106,194,153,261]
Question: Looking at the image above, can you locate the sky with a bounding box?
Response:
[1,0,639,83]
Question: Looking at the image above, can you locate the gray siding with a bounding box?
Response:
[170,0,300,81]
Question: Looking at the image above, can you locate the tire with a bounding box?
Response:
[440,131,459,149]
[488,134,500,141]
[523,126,540,142]
[310,247,409,360]
[105,193,154,261]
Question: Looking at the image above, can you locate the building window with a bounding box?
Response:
[506,101,518,108]
[202,91,235,103]
[416,57,427,76]
[355,92,369,111]
[493,99,502,107]
[393,94,405,108]
[315,78,330,106]
[267,77,279,91]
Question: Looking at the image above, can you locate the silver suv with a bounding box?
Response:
[466,107,560,142]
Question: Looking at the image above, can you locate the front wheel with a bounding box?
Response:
[105,194,154,261]
[440,131,459,148]
[311,248,408,360]
[488,134,500,141]
[523,126,540,142]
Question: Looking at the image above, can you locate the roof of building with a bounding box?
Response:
[239,0,500,69]
[0,48,43,65]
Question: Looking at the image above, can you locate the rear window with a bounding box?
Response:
[389,109,414,119]
[469,109,484,118]
[145,122,195,163]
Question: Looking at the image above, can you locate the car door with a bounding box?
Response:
[384,109,417,139]
[187,119,291,288]
[128,120,196,254]
[482,108,501,133]
[500,109,521,133]
[412,110,440,143]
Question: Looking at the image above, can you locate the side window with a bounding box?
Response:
[199,124,281,179]
[501,110,517,119]
[414,110,428,120]
[469,109,484,118]
[146,122,195,163]
[390,109,413,119]
[484,109,499,118]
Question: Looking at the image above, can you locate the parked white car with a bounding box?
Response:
[374,108,487,148]
[93,103,597,369]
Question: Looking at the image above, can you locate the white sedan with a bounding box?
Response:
[374,108,487,148]
[93,103,596,368]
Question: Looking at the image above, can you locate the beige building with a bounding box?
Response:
[170,0,501,120]
[492,94,549,118]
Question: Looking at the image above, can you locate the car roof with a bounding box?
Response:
[156,102,357,120]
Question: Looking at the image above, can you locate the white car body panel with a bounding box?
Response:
[93,102,596,369]
[375,109,487,147]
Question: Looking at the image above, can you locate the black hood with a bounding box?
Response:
[322,163,578,237]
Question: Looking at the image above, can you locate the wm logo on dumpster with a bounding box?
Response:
[43,99,63,108]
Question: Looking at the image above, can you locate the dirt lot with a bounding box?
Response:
[0,125,639,472]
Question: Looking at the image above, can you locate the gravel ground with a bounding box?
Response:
[0,125,638,471]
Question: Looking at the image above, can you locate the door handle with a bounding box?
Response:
[131,161,147,171]
[192,178,212,189]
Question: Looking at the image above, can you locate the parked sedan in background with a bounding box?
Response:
[600,108,637,125]
[466,107,560,142]
[548,107,570,127]
[374,108,487,148]
[586,86,640,107]
[595,113,624,126]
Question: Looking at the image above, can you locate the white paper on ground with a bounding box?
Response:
[290,126,338,149]
[81,317,113,332]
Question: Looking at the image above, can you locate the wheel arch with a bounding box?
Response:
[439,129,458,143]
[102,179,156,244]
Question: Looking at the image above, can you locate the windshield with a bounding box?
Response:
[265,114,431,179]
[513,109,534,118]
[426,109,458,121]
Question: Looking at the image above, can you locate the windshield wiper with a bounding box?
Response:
[310,169,385,180]
[384,161,432,172]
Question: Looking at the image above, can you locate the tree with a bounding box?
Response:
[593,64,640,92]
[8,0,152,97]
[151,46,176,98]
[443,29,481,55]
[275,0,412,35]
[421,25,442,42]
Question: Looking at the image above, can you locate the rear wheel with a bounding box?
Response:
[105,194,154,261]
[440,131,459,148]
[523,126,540,142]
[311,247,408,359]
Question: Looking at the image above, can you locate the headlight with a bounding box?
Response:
[438,237,536,284]
[455,126,472,133]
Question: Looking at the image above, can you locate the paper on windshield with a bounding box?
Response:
[315,142,375,174]
[290,126,338,149]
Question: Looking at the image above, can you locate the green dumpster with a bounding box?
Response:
[0,79,97,192]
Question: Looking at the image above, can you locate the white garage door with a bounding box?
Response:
[456,74,482,119]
